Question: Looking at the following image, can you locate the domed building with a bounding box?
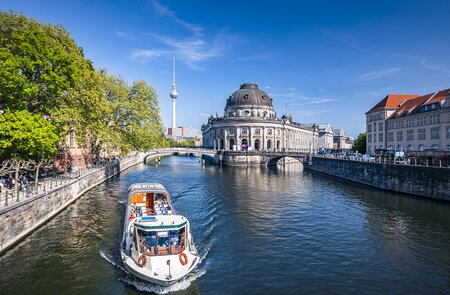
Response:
[202,83,318,153]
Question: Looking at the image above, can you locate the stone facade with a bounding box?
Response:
[306,157,450,201]
[202,83,318,153]
[317,123,334,150]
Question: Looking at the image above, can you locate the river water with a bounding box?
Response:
[1,156,449,295]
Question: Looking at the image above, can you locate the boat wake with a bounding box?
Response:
[99,250,129,273]
[99,246,211,294]
[119,268,207,294]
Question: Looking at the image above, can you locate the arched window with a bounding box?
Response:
[407,144,413,151]
[418,144,425,151]
[267,139,272,150]
[397,144,402,151]
[387,145,393,150]
[229,139,235,150]
[276,140,281,151]
[241,139,248,151]
[243,110,250,116]
[254,139,261,151]
[431,144,439,150]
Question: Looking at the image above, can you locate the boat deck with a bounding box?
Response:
[131,199,174,218]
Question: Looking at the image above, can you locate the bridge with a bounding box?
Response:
[143,148,217,163]
[217,150,310,166]
[145,148,310,166]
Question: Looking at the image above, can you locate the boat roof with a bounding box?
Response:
[128,183,169,194]
[131,215,188,230]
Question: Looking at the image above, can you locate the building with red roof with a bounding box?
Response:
[366,89,450,155]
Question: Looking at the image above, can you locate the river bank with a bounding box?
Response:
[0,152,170,254]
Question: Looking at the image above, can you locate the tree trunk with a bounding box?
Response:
[35,164,41,185]
[15,166,19,201]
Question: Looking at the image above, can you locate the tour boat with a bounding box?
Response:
[121,183,200,286]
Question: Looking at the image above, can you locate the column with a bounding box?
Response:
[262,127,266,151]
[248,127,252,151]
[236,127,241,151]
[224,129,228,150]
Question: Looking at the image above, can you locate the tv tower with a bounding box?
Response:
[170,58,178,133]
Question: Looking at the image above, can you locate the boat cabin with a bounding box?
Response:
[133,217,187,256]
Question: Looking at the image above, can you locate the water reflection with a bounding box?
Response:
[1,156,449,295]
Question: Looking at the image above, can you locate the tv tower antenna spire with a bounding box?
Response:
[170,58,178,131]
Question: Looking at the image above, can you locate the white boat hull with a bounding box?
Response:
[121,250,200,286]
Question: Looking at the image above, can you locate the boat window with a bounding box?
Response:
[137,227,187,256]
[156,231,170,255]
[137,229,157,256]
[169,230,182,254]
[178,227,186,252]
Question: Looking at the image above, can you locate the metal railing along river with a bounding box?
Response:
[0,155,139,209]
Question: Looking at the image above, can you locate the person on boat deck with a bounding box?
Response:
[170,235,179,247]
[131,202,137,214]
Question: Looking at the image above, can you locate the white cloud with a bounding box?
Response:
[359,68,400,81]
[269,91,336,105]
[151,0,203,36]
[131,31,241,70]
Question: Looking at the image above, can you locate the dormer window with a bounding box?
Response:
[243,110,250,116]
[262,95,266,100]
[243,93,249,99]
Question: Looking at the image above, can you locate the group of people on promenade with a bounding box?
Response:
[0,175,32,193]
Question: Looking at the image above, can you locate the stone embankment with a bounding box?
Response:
[0,152,168,254]
[305,157,450,201]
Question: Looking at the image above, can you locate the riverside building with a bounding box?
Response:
[201,83,318,152]
[366,88,450,155]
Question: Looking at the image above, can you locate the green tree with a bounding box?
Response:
[352,132,366,154]
[0,11,168,158]
[0,110,61,161]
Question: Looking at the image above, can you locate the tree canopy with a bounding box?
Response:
[0,11,167,161]
[352,132,366,154]
[0,110,60,161]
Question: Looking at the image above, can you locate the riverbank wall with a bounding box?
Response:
[305,157,450,201]
[0,152,168,254]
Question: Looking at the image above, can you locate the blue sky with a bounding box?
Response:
[2,0,450,137]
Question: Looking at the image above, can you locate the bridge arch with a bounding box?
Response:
[266,156,305,167]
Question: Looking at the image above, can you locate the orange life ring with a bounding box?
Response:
[137,255,146,267]
[179,252,188,266]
